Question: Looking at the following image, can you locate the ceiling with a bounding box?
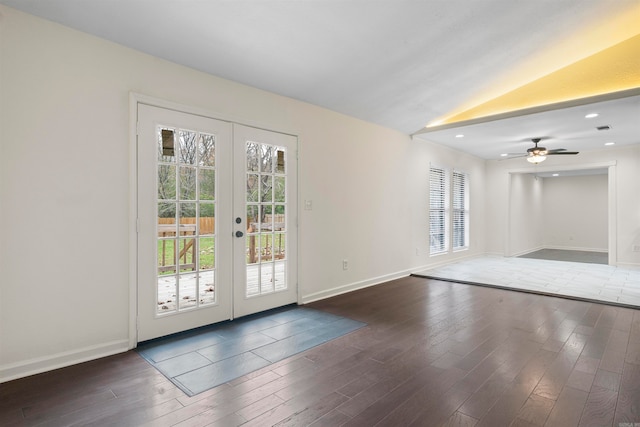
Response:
[414,90,640,160]
[2,0,639,158]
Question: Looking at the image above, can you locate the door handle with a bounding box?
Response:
[235,231,244,238]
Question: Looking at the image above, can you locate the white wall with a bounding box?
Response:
[542,174,608,251]
[411,138,487,265]
[0,6,487,381]
[508,173,544,256]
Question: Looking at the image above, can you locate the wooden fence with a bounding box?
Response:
[158,215,284,234]
[266,214,285,224]
[158,217,215,234]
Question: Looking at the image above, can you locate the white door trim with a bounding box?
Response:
[128,92,301,349]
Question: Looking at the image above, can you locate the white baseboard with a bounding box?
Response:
[484,251,506,257]
[510,246,545,258]
[411,252,487,274]
[300,269,411,304]
[0,339,130,383]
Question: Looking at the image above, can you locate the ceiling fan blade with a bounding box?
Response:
[548,151,579,155]
[546,148,567,153]
[498,154,528,160]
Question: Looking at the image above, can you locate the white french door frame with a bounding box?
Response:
[128,93,301,349]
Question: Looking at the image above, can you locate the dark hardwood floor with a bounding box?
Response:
[2,276,640,426]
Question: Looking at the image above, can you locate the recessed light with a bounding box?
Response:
[455,134,464,138]
[552,174,559,177]
[500,153,508,157]
[605,142,616,146]
[585,113,599,119]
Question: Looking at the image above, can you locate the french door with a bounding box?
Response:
[137,105,297,342]
[233,125,298,318]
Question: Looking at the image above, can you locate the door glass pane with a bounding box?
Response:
[260,234,272,262]
[274,261,286,290]
[199,133,215,167]
[158,202,176,227]
[274,232,285,259]
[156,126,218,314]
[179,202,196,221]
[158,128,176,162]
[199,169,215,200]
[275,147,285,173]
[246,234,258,265]
[178,272,197,309]
[199,237,215,270]
[200,203,215,235]
[247,265,260,296]
[246,205,259,229]
[274,176,285,202]
[261,145,273,173]
[244,142,288,298]
[158,165,176,200]
[261,262,274,293]
[178,237,196,272]
[246,205,259,265]
[260,205,273,230]
[179,130,197,165]
[158,275,177,313]
[260,175,273,202]
[247,174,259,202]
[158,202,176,277]
[275,206,285,231]
[247,142,259,172]
[200,271,215,305]
[180,167,197,200]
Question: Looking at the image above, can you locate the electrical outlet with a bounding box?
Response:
[342,259,349,270]
[632,245,640,252]
[415,247,420,256]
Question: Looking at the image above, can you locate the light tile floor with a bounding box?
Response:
[414,255,640,307]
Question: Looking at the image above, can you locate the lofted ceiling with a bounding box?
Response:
[2,0,639,159]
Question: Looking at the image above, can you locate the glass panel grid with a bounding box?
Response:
[156,127,217,314]
[245,141,287,298]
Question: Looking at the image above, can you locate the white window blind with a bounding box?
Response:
[429,166,448,254]
[452,171,469,250]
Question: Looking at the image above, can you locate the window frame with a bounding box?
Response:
[452,170,469,251]
[429,165,449,255]
[429,166,470,256]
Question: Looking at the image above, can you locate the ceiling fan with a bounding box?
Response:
[507,138,579,164]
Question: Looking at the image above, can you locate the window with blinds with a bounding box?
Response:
[429,166,449,254]
[452,171,469,250]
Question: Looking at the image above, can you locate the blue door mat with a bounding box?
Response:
[136,306,366,396]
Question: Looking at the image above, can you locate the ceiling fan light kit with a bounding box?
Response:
[522,138,579,163]
[527,154,547,163]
